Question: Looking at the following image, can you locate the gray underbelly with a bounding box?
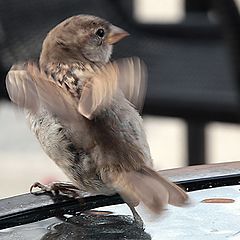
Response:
[26,110,114,195]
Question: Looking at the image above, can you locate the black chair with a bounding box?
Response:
[0,0,239,165]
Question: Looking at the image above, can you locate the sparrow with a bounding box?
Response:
[6,15,188,226]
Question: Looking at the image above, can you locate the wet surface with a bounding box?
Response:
[43,214,151,240]
[0,185,239,240]
[0,212,150,240]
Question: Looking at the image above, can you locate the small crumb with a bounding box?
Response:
[201,198,235,203]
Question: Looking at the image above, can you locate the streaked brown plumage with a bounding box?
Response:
[6,15,188,225]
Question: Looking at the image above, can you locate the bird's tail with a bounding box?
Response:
[106,166,188,213]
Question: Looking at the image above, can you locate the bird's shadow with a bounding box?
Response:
[31,189,151,239]
[40,211,151,240]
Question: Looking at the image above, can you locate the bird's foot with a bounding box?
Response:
[30,181,81,198]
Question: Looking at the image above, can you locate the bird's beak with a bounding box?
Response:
[106,25,129,45]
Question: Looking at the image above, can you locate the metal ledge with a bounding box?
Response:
[0,173,239,230]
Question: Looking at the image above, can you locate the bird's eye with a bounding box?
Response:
[95,28,105,38]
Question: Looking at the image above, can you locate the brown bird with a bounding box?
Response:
[6,15,188,226]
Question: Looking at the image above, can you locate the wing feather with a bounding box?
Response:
[6,63,79,122]
[78,57,147,119]
[6,57,147,121]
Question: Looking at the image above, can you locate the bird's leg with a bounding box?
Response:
[30,181,82,198]
[127,204,144,229]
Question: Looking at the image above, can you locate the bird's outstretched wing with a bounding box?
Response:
[6,64,40,113]
[78,57,147,119]
[6,57,147,120]
[6,63,80,122]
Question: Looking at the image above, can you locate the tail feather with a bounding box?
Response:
[141,166,188,207]
[108,166,188,214]
[124,171,169,213]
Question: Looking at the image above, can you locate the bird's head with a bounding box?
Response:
[40,15,129,67]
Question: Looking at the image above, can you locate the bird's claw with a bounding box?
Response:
[30,182,52,194]
[30,181,81,198]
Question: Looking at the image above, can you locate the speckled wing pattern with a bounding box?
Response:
[6,63,80,122]
[6,57,147,120]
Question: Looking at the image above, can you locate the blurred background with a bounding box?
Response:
[0,0,240,198]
